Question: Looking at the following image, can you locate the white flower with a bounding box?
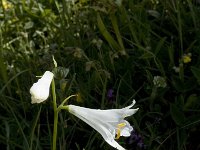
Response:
[153,76,167,88]
[68,100,139,150]
[30,71,54,104]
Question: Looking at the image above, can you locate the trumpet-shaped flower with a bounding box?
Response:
[30,71,54,104]
[68,100,139,150]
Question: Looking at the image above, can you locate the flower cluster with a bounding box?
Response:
[153,76,167,88]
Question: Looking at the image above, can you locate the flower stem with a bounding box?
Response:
[60,94,77,107]
[53,110,58,150]
[52,79,58,150]
[51,78,75,150]
[52,79,57,111]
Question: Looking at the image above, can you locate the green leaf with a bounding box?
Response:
[59,79,68,92]
[191,66,200,85]
[52,67,69,79]
[177,128,187,150]
[97,13,121,53]
[24,21,34,29]
[109,14,126,54]
[154,37,166,55]
[184,94,199,110]
[139,52,154,59]
[171,76,184,92]
[171,76,196,92]
[170,103,185,126]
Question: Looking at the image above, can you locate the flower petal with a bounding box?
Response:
[105,139,126,150]
[68,100,139,150]
[30,71,54,104]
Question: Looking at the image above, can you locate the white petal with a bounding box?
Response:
[120,123,133,137]
[106,139,126,150]
[30,71,54,104]
[68,101,139,150]
[69,100,138,123]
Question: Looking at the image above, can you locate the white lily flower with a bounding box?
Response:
[30,71,54,104]
[68,100,139,150]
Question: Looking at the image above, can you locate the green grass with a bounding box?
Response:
[0,0,200,149]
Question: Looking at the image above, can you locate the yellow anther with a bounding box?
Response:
[117,122,126,128]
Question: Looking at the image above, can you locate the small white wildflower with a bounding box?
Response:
[173,66,180,73]
[153,76,167,88]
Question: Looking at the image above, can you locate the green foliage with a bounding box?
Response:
[191,66,200,85]
[0,0,200,149]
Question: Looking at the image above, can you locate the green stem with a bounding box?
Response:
[53,110,58,150]
[51,78,75,150]
[150,86,157,110]
[59,105,69,111]
[52,79,57,110]
[60,94,77,107]
[52,79,58,150]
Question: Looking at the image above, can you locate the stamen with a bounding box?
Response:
[115,128,121,139]
[115,122,126,139]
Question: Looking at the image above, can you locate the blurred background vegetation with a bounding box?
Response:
[0,0,200,149]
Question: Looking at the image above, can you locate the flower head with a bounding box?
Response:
[68,100,139,150]
[30,71,54,104]
[182,53,192,63]
[153,76,167,88]
[2,0,13,9]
